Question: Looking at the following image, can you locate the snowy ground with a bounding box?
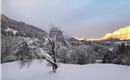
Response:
[1,60,130,80]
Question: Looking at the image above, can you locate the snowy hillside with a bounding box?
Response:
[2,60,130,80]
[1,14,47,38]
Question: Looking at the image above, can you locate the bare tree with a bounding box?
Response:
[46,25,69,72]
[49,25,64,42]
[14,26,65,73]
[49,25,69,47]
[46,35,59,72]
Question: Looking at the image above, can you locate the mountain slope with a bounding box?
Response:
[100,26,130,40]
[1,14,47,39]
[0,14,48,63]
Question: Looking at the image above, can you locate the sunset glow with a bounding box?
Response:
[74,26,130,41]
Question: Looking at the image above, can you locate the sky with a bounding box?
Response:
[2,0,129,38]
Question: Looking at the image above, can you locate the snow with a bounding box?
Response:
[109,47,114,51]
[2,60,130,80]
[95,60,102,63]
[37,48,53,62]
[44,38,49,45]
[5,27,17,34]
[23,38,38,45]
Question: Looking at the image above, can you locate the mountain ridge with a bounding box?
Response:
[1,14,47,39]
[99,26,130,40]
[74,26,130,41]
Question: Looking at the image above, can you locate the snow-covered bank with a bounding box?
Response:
[2,60,130,80]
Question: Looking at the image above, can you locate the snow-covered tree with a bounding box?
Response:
[45,35,59,72]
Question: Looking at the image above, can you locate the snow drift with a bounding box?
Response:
[1,60,130,80]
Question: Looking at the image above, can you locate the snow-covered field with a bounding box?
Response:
[1,60,130,80]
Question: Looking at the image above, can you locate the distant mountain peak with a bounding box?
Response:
[74,26,130,41]
[100,26,130,40]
